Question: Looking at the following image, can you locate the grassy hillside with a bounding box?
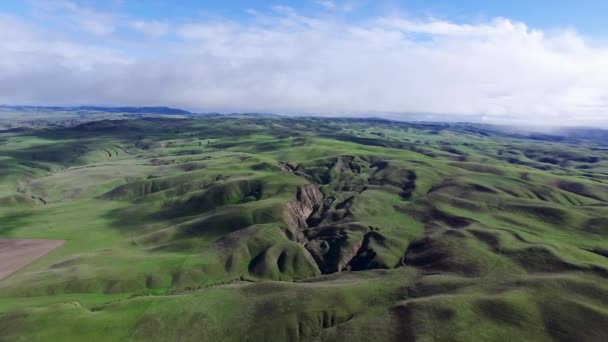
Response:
[0,116,607,341]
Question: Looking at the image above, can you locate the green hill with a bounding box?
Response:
[0,116,607,341]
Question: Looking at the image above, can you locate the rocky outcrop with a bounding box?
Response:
[304,223,370,273]
[282,176,385,274]
[283,184,368,273]
[283,184,323,242]
[280,159,401,275]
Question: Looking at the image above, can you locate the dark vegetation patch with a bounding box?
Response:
[170,179,265,216]
[4,141,91,165]
[403,203,475,229]
[468,229,500,249]
[505,246,583,273]
[449,162,505,176]
[505,204,570,225]
[585,248,608,258]
[540,299,608,342]
[404,234,482,276]
[473,297,527,327]
[556,180,608,201]
[0,212,33,235]
[391,301,456,341]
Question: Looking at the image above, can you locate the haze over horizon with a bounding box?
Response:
[2,0,608,126]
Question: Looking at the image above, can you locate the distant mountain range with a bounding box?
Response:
[1,105,606,144]
[0,105,192,115]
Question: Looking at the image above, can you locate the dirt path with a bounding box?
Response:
[0,239,65,281]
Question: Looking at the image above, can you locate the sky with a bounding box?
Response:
[1,0,608,126]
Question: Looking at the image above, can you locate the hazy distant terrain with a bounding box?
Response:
[0,106,192,130]
[0,110,607,341]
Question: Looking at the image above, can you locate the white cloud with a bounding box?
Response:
[31,0,117,36]
[1,8,608,126]
[130,20,169,38]
[316,1,337,10]
[315,0,354,12]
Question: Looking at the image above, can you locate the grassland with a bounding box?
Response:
[0,115,607,341]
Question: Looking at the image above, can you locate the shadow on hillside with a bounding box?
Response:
[0,211,33,235]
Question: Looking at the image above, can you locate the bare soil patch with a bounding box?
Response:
[0,239,65,280]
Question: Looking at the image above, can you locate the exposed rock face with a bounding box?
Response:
[305,223,370,273]
[280,157,409,275]
[283,184,375,274]
[283,184,323,242]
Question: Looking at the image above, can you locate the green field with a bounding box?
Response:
[0,116,607,341]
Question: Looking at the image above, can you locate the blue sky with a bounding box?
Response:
[4,0,608,36]
[0,0,607,125]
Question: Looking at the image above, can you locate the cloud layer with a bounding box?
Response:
[1,2,608,125]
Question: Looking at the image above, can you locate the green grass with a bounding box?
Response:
[0,116,607,341]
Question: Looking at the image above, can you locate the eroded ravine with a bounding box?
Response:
[281,156,405,275]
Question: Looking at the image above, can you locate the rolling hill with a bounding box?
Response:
[0,115,606,341]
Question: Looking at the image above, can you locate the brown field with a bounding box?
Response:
[0,239,65,280]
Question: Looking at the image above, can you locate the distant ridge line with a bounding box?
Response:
[0,105,191,115]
